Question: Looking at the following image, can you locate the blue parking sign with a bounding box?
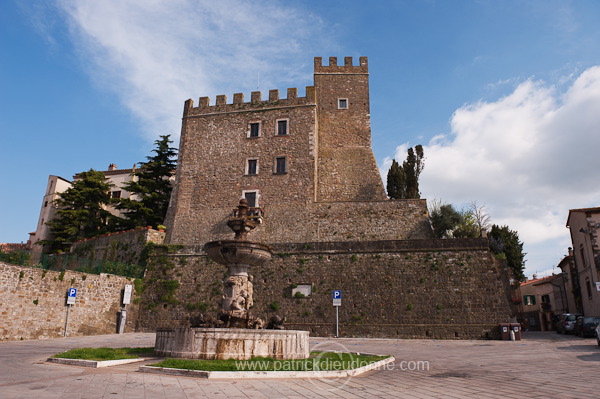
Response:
[332,290,342,299]
[67,288,77,305]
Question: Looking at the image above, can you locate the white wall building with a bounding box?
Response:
[30,164,138,257]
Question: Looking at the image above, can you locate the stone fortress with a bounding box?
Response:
[164,57,432,245]
[140,56,513,339]
[0,57,511,341]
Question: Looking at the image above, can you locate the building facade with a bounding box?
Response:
[30,165,138,256]
[513,275,569,331]
[567,208,600,316]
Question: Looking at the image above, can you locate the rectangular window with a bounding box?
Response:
[244,191,257,208]
[338,98,348,109]
[586,279,592,298]
[277,120,288,135]
[111,191,121,199]
[246,159,258,175]
[249,122,260,137]
[541,295,550,303]
[524,295,536,306]
[275,157,287,174]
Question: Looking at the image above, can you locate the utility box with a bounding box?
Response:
[499,323,511,340]
[510,323,522,340]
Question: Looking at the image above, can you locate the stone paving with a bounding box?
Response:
[0,332,598,398]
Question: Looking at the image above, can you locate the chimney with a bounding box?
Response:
[108,164,117,171]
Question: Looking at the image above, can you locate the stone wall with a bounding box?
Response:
[166,90,318,246]
[0,262,140,340]
[166,199,432,247]
[136,239,511,339]
[70,227,165,265]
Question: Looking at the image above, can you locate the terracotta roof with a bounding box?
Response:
[101,169,135,176]
[73,168,135,179]
[520,274,561,287]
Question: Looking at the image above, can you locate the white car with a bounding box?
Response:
[596,324,600,346]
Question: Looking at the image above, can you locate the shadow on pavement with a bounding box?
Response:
[556,344,599,351]
[576,353,600,362]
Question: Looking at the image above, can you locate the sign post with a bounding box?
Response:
[118,285,133,334]
[65,288,77,337]
[332,290,342,337]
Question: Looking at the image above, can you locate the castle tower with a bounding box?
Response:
[314,57,387,201]
[164,57,431,245]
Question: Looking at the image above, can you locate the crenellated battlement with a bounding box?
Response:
[314,56,368,74]
[184,86,316,116]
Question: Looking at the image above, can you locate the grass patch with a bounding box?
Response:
[149,351,389,371]
[52,347,154,361]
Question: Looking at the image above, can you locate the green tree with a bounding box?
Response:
[429,202,463,238]
[488,225,526,282]
[453,209,480,238]
[43,169,116,252]
[116,135,177,229]
[387,145,425,199]
[428,200,485,239]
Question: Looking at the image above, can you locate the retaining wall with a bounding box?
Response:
[0,262,139,340]
[136,239,511,339]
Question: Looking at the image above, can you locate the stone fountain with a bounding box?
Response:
[154,199,309,360]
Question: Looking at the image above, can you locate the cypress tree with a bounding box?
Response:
[387,145,425,199]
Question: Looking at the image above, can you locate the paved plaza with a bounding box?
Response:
[0,332,598,398]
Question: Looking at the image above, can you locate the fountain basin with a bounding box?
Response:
[155,328,309,360]
[204,240,273,266]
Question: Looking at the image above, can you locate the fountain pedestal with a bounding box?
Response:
[154,199,309,360]
[155,328,309,360]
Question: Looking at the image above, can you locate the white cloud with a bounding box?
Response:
[382,66,600,276]
[54,0,331,140]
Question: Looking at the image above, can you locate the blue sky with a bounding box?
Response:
[3,0,600,278]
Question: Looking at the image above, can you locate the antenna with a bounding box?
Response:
[256,72,260,91]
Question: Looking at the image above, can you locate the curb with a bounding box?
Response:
[47,357,157,368]
[138,355,395,379]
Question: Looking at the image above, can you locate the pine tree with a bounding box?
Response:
[116,135,177,229]
[43,169,115,252]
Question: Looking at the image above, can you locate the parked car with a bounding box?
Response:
[555,313,581,334]
[596,324,600,346]
[574,316,600,337]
